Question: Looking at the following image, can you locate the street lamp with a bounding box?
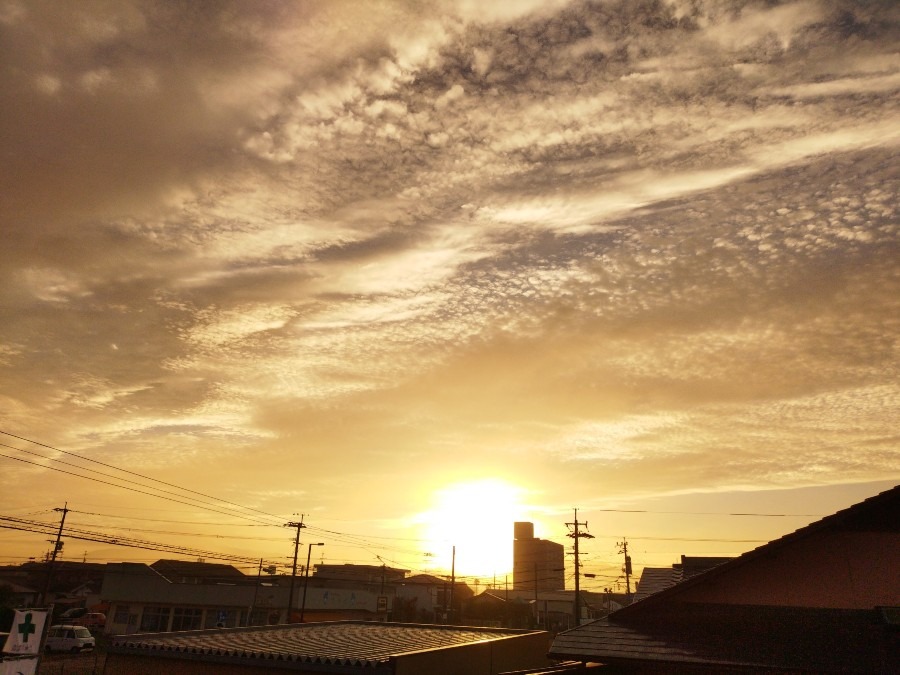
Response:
[300,543,324,622]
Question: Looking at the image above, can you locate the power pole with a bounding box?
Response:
[285,515,305,623]
[617,538,633,603]
[41,503,69,605]
[566,508,594,626]
[448,545,456,624]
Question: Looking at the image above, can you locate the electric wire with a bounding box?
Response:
[0,515,281,567]
[0,429,286,525]
[0,449,278,527]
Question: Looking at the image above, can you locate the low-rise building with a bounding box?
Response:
[101,560,473,634]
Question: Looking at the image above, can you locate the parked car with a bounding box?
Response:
[45,625,95,653]
[72,612,106,629]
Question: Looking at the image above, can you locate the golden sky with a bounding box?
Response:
[0,0,897,587]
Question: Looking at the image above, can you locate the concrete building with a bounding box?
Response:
[513,522,565,593]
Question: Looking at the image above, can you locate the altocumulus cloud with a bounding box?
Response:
[0,0,897,518]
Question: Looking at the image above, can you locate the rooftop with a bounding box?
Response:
[110,620,545,670]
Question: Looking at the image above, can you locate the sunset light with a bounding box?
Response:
[0,0,896,613]
[417,480,528,579]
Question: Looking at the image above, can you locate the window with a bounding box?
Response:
[113,605,130,625]
[246,609,268,627]
[171,607,202,632]
[204,608,242,629]
[139,606,171,632]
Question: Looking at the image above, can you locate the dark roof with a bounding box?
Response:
[631,567,682,603]
[549,486,900,672]
[0,578,37,594]
[680,556,734,579]
[632,557,733,603]
[110,621,544,672]
[150,559,247,583]
[551,603,897,672]
[618,484,900,617]
[403,573,446,585]
[470,591,510,604]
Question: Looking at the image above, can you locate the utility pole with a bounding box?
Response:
[249,558,263,626]
[566,508,594,627]
[448,545,456,624]
[300,543,324,622]
[41,503,69,605]
[285,515,305,623]
[617,538,633,603]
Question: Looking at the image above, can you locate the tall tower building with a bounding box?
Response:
[513,521,565,592]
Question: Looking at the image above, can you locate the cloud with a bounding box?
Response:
[0,0,897,564]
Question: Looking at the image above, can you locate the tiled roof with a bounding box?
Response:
[631,558,733,603]
[110,621,540,669]
[151,559,246,582]
[680,556,733,579]
[549,486,900,671]
[616,484,900,617]
[551,604,896,672]
[630,567,682,603]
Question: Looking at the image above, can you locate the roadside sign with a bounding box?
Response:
[2,611,47,655]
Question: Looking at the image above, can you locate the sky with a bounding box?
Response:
[0,0,897,589]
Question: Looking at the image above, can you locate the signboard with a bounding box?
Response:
[0,656,39,675]
[2,611,47,655]
[376,596,388,612]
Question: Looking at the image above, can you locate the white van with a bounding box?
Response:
[45,625,95,653]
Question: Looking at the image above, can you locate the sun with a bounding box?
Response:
[416,479,528,581]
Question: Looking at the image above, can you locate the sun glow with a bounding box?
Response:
[417,479,529,580]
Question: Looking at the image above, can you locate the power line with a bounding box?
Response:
[0,429,286,525]
[0,449,279,526]
[0,515,282,567]
[1,442,282,527]
[68,510,276,526]
[591,508,824,517]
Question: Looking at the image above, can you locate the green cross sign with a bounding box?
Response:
[17,612,36,643]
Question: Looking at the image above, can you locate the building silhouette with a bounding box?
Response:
[512,522,565,592]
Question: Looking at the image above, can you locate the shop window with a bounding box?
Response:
[204,608,243,628]
[113,605,130,625]
[139,606,171,632]
[171,607,203,631]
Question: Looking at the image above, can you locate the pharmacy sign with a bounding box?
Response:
[2,610,47,655]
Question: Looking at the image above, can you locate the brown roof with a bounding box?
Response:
[631,567,682,603]
[617,484,900,617]
[552,603,896,672]
[549,485,900,672]
[150,559,247,584]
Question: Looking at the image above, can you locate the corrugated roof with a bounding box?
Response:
[110,620,541,669]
